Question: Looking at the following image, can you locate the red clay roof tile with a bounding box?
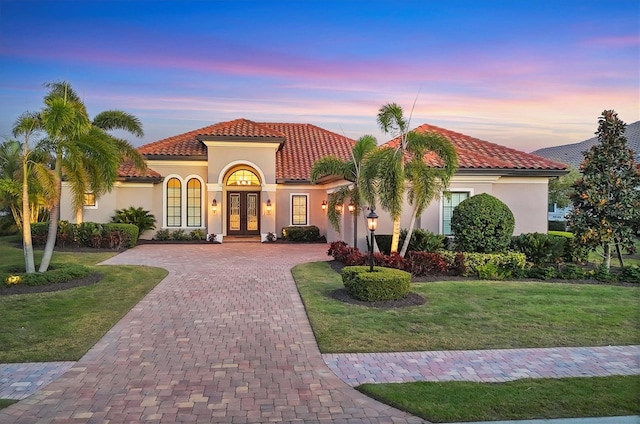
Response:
[385,123,567,171]
[117,161,162,179]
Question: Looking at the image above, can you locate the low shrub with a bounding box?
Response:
[439,250,526,277]
[169,229,188,240]
[558,263,587,280]
[375,230,445,254]
[407,251,449,276]
[28,221,135,249]
[103,223,138,248]
[154,229,171,240]
[190,229,206,240]
[374,235,393,255]
[374,252,410,272]
[476,262,511,280]
[594,264,612,282]
[527,266,557,280]
[282,225,321,242]
[510,232,566,265]
[3,264,92,288]
[341,266,411,301]
[620,265,640,284]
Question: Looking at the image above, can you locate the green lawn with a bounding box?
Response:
[357,376,640,423]
[293,261,640,353]
[0,237,167,363]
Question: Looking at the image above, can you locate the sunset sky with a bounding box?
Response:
[0,0,638,152]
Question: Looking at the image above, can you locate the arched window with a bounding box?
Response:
[186,178,202,227]
[166,178,182,227]
[227,169,260,186]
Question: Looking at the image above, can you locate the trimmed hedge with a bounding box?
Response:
[281,225,321,242]
[30,221,137,249]
[439,250,526,278]
[341,266,411,301]
[2,264,92,288]
[510,232,566,265]
[450,193,515,253]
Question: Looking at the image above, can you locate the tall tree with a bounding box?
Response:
[38,82,145,272]
[567,110,640,269]
[548,166,580,209]
[363,103,457,255]
[311,135,377,247]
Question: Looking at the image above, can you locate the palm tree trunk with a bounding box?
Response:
[76,207,83,224]
[399,204,420,257]
[22,160,35,273]
[390,217,401,253]
[39,157,62,273]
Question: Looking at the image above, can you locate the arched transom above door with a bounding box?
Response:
[226,168,261,186]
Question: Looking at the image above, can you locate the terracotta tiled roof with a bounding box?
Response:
[385,123,567,171]
[267,123,354,181]
[117,161,162,180]
[132,119,355,181]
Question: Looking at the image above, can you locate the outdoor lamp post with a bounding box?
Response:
[366,209,378,272]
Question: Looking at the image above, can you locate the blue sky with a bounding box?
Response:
[0,0,638,151]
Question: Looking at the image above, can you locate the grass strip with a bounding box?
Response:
[293,261,640,353]
[357,376,640,422]
[0,399,18,410]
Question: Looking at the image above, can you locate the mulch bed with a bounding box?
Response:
[0,273,103,296]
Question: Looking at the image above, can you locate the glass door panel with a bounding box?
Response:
[247,193,258,231]
[229,193,241,231]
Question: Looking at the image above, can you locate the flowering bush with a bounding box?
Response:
[6,275,21,285]
[407,251,449,276]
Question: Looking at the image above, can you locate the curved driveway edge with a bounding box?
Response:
[0,243,426,424]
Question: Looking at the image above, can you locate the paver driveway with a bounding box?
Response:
[0,243,425,423]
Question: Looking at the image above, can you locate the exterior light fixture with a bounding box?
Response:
[366,208,378,272]
[211,199,217,213]
[321,200,327,211]
[266,199,272,213]
[335,203,343,213]
[347,201,355,214]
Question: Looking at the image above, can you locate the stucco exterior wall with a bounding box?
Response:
[492,177,549,235]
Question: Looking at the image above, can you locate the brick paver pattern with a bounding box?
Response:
[0,244,425,424]
[323,345,640,387]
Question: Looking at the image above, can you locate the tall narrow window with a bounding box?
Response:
[186,178,201,227]
[291,194,308,225]
[442,191,469,235]
[166,177,182,227]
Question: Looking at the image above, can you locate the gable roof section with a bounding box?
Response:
[385,123,567,175]
[117,160,162,182]
[531,121,640,168]
[133,119,355,182]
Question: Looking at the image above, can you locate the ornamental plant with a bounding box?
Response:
[450,193,515,253]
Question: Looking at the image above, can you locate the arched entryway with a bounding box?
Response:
[225,167,261,236]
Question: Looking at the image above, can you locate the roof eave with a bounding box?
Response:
[117,176,163,183]
[143,154,208,161]
[197,135,285,145]
[456,168,569,177]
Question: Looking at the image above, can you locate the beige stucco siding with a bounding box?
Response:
[492,177,549,235]
[274,186,327,237]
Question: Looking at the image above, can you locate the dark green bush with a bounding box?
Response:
[527,266,557,280]
[341,266,411,301]
[102,223,138,248]
[375,230,445,254]
[558,263,587,280]
[450,193,515,253]
[281,225,321,242]
[620,265,640,283]
[476,262,510,280]
[154,229,171,240]
[548,220,567,231]
[510,233,566,265]
[374,235,393,254]
[438,250,526,277]
[3,264,92,288]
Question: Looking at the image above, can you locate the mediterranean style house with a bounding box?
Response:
[60,119,567,249]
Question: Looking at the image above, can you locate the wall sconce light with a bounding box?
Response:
[321,200,327,211]
[347,201,355,214]
[335,203,343,213]
[266,199,272,213]
[211,198,217,213]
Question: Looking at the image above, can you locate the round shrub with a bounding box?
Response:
[341,266,411,301]
[451,193,515,253]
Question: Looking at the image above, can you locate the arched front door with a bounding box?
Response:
[225,168,261,236]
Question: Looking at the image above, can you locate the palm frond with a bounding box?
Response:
[93,110,144,138]
[310,156,350,183]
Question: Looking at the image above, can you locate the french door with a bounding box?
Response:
[227,191,260,235]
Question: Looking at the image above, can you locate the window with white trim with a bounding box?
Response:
[186,178,202,227]
[291,194,308,226]
[166,177,182,227]
[443,191,470,235]
[83,192,96,208]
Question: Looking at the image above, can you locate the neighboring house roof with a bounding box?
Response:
[385,123,567,175]
[135,119,356,182]
[531,121,640,168]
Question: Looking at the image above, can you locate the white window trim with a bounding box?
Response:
[289,193,309,226]
[162,174,206,229]
[439,188,474,235]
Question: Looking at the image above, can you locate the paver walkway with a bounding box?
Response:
[0,243,426,423]
[323,345,640,387]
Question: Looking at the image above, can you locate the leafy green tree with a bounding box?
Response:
[111,206,156,238]
[362,103,457,255]
[567,110,640,269]
[548,166,580,209]
[311,135,377,247]
[38,82,145,272]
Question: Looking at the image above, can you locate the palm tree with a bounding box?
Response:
[363,103,457,255]
[38,82,145,272]
[311,135,377,247]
